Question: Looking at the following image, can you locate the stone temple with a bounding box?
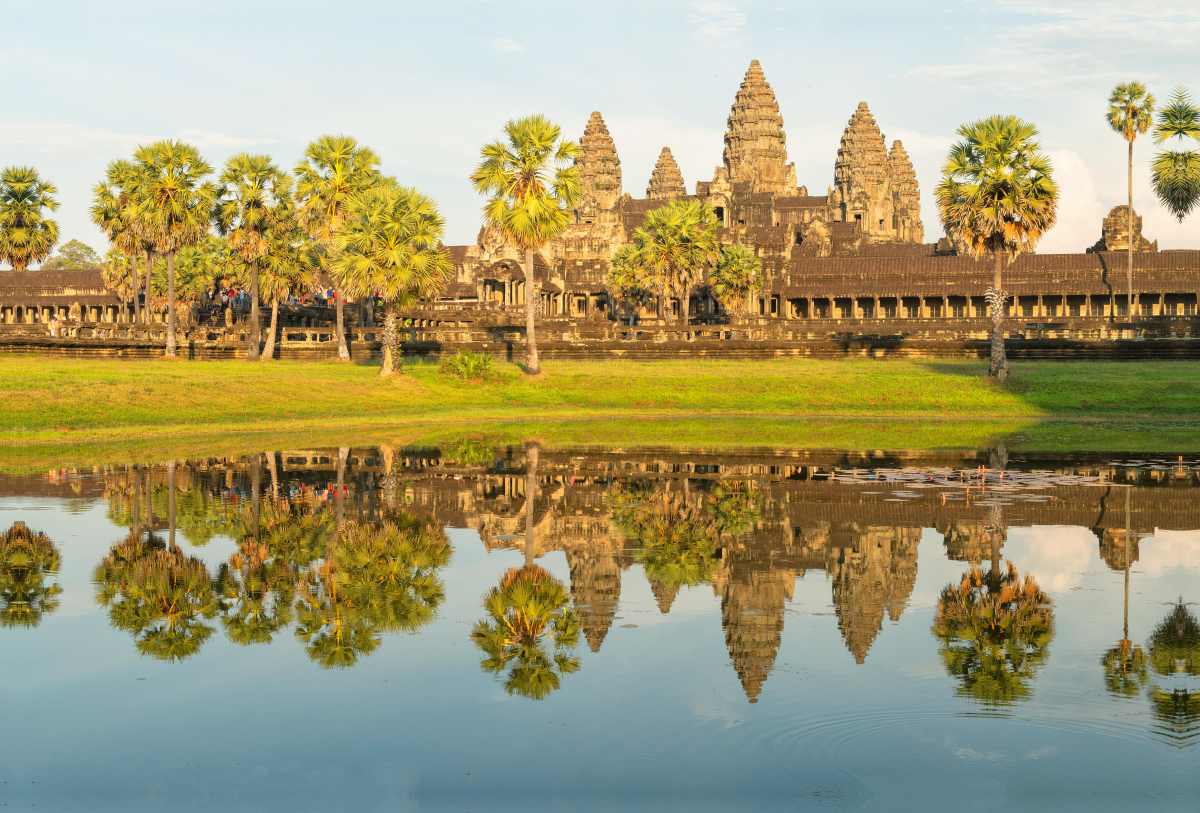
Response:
[2,59,1197,347]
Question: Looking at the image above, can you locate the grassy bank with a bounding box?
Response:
[1,354,1197,466]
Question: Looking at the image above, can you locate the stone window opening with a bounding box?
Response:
[854,214,862,224]
[795,231,803,246]
[770,296,780,316]
[713,206,725,225]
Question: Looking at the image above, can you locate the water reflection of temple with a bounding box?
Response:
[3,448,1197,699]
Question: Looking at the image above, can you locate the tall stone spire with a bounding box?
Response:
[720,60,798,194]
[649,578,680,614]
[646,147,687,199]
[831,102,892,238]
[887,140,924,243]
[575,111,622,213]
[566,549,622,652]
[712,550,795,703]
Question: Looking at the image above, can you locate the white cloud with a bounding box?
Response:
[1038,149,1106,253]
[466,35,525,53]
[0,123,147,155]
[173,129,276,149]
[689,1,747,45]
[1134,530,1200,579]
[1008,525,1098,595]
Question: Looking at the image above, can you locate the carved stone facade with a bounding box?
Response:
[575,111,623,221]
[718,59,798,195]
[1088,205,1159,253]
[646,147,686,200]
[829,102,923,243]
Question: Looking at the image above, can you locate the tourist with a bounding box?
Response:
[48,315,60,337]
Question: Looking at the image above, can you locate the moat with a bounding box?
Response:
[4,443,1199,811]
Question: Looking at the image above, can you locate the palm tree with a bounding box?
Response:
[215,154,293,360]
[90,159,151,323]
[613,486,721,590]
[622,199,721,326]
[935,116,1058,381]
[0,166,59,271]
[0,521,62,628]
[1106,83,1156,323]
[331,185,452,376]
[93,533,219,662]
[710,244,763,319]
[931,561,1054,706]
[215,538,296,646]
[258,225,317,362]
[1102,486,1147,698]
[294,135,383,363]
[132,140,218,357]
[705,479,762,537]
[604,245,652,326]
[470,565,582,700]
[294,515,451,668]
[471,115,582,375]
[1151,86,1200,223]
[1145,600,1200,743]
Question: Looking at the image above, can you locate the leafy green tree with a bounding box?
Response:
[215,538,296,646]
[471,565,582,700]
[706,479,761,537]
[215,154,293,360]
[91,158,152,323]
[613,486,720,590]
[43,239,103,270]
[0,522,62,628]
[94,533,219,662]
[471,115,582,375]
[935,116,1058,381]
[621,199,720,326]
[0,166,59,271]
[1106,82,1156,322]
[132,140,218,357]
[710,244,762,318]
[294,134,383,363]
[1145,600,1200,743]
[257,223,317,361]
[1103,639,1149,698]
[331,185,452,376]
[931,561,1054,707]
[604,244,652,326]
[1151,86,1200,222]
[294,514,451,668]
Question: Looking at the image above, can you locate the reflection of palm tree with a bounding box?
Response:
[1103,486,1147,698]
[0,522,62,628]
[215,539,296,646]
[613,487,720,590]
[471,566,581,700]
[705,480,761,537]
[1145,600,1200,745]
[294,514,450,668]
[94,533,218,661]
[932,561,1054,706]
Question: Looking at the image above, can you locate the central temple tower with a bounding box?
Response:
[720,60,798,194]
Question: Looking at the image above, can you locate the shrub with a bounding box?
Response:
[439,349,496,382]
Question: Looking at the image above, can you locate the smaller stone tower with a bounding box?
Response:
[575,112,623,220]
[646,147,687,199]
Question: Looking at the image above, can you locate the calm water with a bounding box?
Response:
[4,444,1200,812]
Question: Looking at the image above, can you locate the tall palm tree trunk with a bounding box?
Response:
[130,255,141,325]
[337,447,348,528]
[678,288,689,327]
[1127,140,1134,325]
[251,454,261,540]
[524,247,541,375]
[524,441,539,568]
[131,465,140,541]
[1123,485,1131,641]
[266,451,278,499]
[166,250,178,357]
[379,303,397,377]
[260,299,279,362]
[167,460,177,553]
[335,294,350,362]
[989,246,1008,381]
[143,250,153,325]
[248,259,260,361]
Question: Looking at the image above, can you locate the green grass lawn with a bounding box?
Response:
[1,353,1197,466]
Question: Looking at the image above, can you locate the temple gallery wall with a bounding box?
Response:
[1,60,1197,358]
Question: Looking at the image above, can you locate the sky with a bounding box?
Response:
[4,0,1200,258]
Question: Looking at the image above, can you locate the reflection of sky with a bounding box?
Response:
[4,492,1200,812]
